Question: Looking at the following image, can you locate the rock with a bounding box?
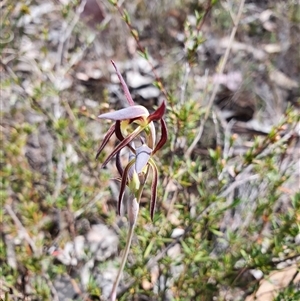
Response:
[54,274,81,301]
[86,224,119,261]
[126,70,154,89]
[137,85,160,99]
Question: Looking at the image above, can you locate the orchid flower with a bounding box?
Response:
[96,61,168,301]
[96,60,168,220]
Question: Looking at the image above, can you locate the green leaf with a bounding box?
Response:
[123,9,130,23]
[209,228,224,237]
[144,240,154,258]
[240,249,248,259]
[181,240,192,254]
[193,253,211,262]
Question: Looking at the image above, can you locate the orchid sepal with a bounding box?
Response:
[98,105,149,121]
[148,158,159,221]
[111,60,135,106]
[147,100,166,122]
[153,118,168,154]
[96,123,116,159]
[100,126,144,168]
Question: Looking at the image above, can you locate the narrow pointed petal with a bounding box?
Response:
[118,173,127,216]
[98,105,149,121]
[149,159,159,221]
[115,120,124,141]
[116,151,123,176]
[96,123,116,159]
[153,118,168,154]
[118,159,135,215]
[115,121,136,153]
[101,126,144,168]
[135,144,152,174]
[111,60,135,106]
[147,100,166,122]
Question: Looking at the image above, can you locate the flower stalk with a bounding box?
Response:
[109,197,137,301]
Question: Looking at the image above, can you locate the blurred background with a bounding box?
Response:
[1,0,299,300]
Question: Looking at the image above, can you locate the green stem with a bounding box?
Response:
[110,220,136,301]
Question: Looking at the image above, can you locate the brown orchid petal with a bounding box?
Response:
[101,126,144,168]
[147,100,166,122]
[135,144,152,174]
[98,105,149,121]
[149,159,158,221]
[118,159,135,215]
[111,60,135,106]
[115,121,136,154]
[116,151,123,176]
[115,120,124,141]
[95,123,116,159]
[153,118,168,154]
